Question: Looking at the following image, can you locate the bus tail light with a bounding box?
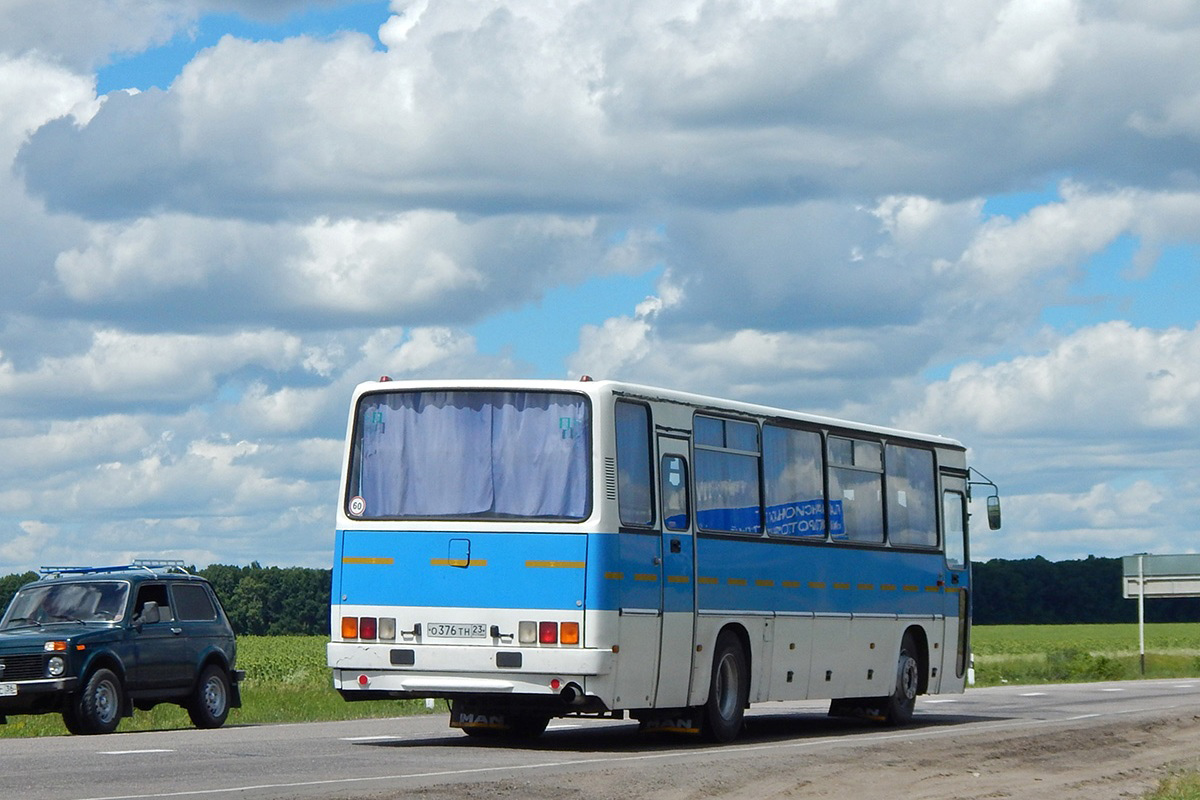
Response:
[519,620,580,645]
[360,617,377,640]
[341,617,359,639]
[379,617,396,641]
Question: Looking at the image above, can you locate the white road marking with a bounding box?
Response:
[1019,692,1047,696]
[98,749,174,756]
[70,714,1117,800]
[340,735,401,742]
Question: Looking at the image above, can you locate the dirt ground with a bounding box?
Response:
[394,711,1200,800]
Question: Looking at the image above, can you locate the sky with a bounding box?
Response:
[2,0,1200,574]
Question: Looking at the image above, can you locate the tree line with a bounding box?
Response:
[972,555,1200,625]
[0,563,331,636]
[1,556,1197,634]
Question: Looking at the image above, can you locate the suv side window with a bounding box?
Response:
[133,583,173,622]
[172,583,218,621]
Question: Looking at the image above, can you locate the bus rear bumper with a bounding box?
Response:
[328,641,614,697]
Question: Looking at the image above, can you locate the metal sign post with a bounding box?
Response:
[1122,553,1200,675]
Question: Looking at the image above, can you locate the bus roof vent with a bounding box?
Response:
[604,457,618,501]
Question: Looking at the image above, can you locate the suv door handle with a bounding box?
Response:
[170,627,183,635]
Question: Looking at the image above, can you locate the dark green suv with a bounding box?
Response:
[0,561,243,734]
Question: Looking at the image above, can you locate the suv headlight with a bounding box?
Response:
[47,656,65,677]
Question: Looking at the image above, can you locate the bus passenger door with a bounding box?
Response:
[654,438,696,708]
[940,473,970,689]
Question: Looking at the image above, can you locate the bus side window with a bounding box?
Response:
[828,437,883,543]
[615,400,654,527]
[885,444,937,547]
[661,455,690,531]
[763,424,825,538]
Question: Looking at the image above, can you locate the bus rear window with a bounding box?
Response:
[346,390,591,521]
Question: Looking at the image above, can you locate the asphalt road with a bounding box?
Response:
[4,679,1200,800]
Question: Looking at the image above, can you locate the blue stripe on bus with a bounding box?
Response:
[331,529,961,615]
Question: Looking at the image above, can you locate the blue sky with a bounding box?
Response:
[3,0,1200,572]
[96,2,393,95]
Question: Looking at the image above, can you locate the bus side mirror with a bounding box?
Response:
[986,495,1002,530]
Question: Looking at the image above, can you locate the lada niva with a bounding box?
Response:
[0,561,243,734]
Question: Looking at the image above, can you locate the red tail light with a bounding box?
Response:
[539,621,558,644]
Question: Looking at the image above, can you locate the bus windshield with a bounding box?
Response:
[346,390,591,521]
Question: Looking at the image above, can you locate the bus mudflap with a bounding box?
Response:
[633,708,701,735]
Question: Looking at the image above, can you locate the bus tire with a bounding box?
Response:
[505,714,550,739]
[884,632,920,726]
[702,630,748,743]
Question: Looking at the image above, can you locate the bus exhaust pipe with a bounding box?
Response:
[560,682,585,706]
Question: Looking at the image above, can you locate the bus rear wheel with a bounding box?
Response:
[701,631,748,743]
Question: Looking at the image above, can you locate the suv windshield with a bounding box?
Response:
[1,581,129,628]
[346,390,591,521]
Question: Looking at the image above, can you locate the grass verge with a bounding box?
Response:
[4,625,1200,737]
[0,635,444,738]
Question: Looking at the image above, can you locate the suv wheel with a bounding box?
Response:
[73,668,124,734]
[187,665,231,729]
[61,704,86,735]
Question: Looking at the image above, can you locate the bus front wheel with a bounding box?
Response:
[701,631,748,743]
[884,632,920,725]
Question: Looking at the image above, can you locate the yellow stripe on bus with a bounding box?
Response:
[633,573,659,582]
[341,557,394,565]
[525,560,585,569]
[604,571,625,580]
[430,558,488,567]
[667,575,691,584]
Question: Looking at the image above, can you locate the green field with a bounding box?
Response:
[3,625,1200,738]
[0,635,442,738]
[971,622,1200,686]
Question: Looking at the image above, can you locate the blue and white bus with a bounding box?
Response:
[327,378,1000,741]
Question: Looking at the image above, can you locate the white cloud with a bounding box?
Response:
[901,321,1200,439]
[0,1,193,71]
[17,1,1200,221]
[6,1,1200,571]
[0,328,303,409]
[48,210,625,330]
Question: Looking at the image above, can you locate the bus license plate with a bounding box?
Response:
[426,623,486,638]
[0,683,16,697]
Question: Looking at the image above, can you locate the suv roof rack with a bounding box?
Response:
[38,560,191,578]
